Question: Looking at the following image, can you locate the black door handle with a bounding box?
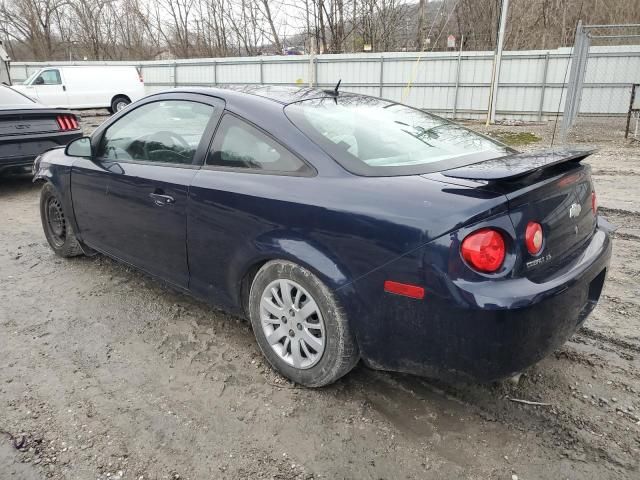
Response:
[149,192,175,206]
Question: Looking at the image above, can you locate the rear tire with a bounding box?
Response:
[40,183,84,258]
[248,260,359,387]
[109,95,130,114]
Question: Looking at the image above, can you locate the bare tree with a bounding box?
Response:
[0,0,68,60]
[2,0,639,61]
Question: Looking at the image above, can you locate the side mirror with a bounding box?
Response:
[66,137,92,158]
[34,77,44,85]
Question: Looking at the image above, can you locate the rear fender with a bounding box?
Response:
[227,231,356,312]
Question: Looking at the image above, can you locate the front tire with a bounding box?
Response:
[110,95,130,114]
[40,183,84,258]
[249,260,359,387]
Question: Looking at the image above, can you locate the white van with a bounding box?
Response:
[12,66,145,113]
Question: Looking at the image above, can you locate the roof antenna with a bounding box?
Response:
[334,79,341,95]
[324,79,341,96]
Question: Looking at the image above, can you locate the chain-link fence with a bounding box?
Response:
[561,23,640,142]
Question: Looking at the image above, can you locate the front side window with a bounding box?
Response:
[285,96,513,176]
[207,114,311,175]
[35,70,61,85]
[97,100,215,165]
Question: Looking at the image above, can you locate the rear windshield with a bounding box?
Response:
[284,95,513,176]
[0,85,36,106]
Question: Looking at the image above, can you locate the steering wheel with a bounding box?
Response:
[142,131,191,160]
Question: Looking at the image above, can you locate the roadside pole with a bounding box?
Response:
[486,0,509,125]
[309,38,316,88]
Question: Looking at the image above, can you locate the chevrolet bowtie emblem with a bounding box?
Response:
[569,203,582,219]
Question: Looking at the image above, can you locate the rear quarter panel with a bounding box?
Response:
[186,172,508,318]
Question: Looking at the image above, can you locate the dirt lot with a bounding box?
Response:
[1,114,639,480]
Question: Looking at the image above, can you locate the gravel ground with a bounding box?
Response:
[0,113,639,480]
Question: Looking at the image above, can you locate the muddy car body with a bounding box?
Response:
[33,86,613,386]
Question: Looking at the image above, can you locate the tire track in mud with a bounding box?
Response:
[592,169,640,177]
[381,370,639,474]
[577,326,640,355]
[599,206,640,221]
[353,325,640,476]
[599,208,640,242]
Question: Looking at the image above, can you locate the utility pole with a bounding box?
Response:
[486,0,509,125]
[309,37,316,88]
[416,0,426,52]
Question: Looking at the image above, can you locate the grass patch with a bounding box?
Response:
[489,131,542,147]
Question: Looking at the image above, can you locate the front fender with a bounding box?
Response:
[32,149,80,239]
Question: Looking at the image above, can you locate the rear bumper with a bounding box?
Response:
[351,219,613,381]
[0,131,81,171]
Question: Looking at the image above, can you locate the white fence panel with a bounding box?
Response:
[9,46,640,120]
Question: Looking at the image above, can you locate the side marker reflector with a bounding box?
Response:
[384,280,425,300]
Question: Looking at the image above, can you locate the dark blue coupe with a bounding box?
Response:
[34,86,612,387]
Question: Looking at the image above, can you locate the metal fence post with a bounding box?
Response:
[259,59,264,84]
[213,61,217,86]
[625,83,637,139]
[314,57,318,87]
[560,20,591,140]
[173,62,177,88]
[538,52,550,121]
[379,56,384,97]
[452,35,464,119]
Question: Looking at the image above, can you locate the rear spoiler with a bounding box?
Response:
[441,147,596,181]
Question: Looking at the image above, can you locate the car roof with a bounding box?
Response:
[168,85,352,106]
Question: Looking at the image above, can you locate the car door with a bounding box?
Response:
[30,69,69,107]
[187,113,316,307]
[71,94,224,288]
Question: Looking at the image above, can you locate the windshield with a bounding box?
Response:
[23,70,40,85]
[285,95,513,176]
[0,85,36,105]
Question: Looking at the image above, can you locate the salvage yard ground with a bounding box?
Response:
[0,114,639,479]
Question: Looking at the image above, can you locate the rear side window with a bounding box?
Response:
[207,114,312,175]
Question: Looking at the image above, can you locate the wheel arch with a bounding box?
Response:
[35,156,83,246]
[110,94,131,111]
[231,236,354,319]
[111,93,131,103]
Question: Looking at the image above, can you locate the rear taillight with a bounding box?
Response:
[461,228,506,273]
[525,221,544,255]
[56,114,79,131]
[592,191,597,215]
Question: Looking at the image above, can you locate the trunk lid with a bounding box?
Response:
[0,109,65,137]
[504,163,596,277]
[424,147,598,278]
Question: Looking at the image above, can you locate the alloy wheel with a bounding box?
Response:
[260,279,326,369]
